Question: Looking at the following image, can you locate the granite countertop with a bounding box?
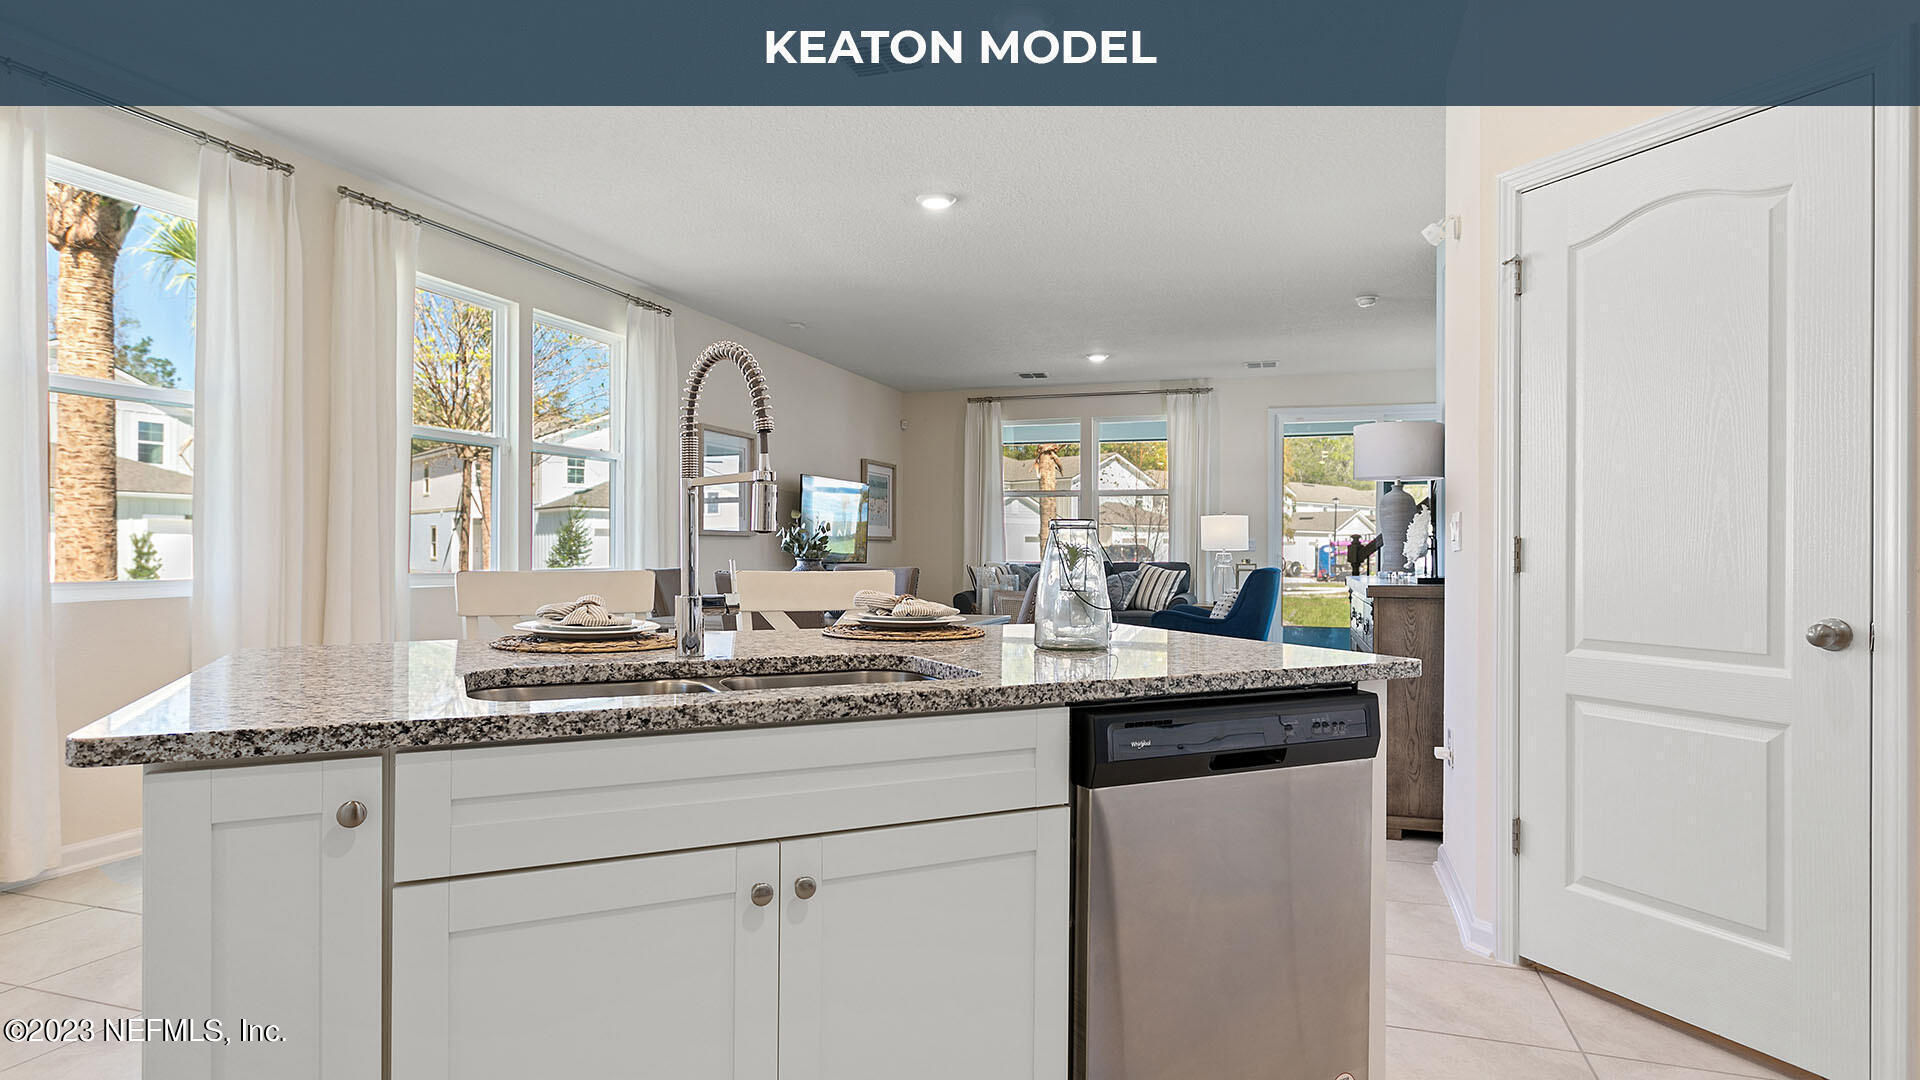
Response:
[66,625,1421,768]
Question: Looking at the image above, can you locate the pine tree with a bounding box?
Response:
[127,531,163,580]
[546,507,593,568]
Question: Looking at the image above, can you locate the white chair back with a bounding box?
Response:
[453,569,657,639]
[732,569,897,631]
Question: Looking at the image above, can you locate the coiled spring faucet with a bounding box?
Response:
[676,341,777,656]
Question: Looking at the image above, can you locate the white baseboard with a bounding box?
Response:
[1435,843,1496,958]
[0,829,142,892]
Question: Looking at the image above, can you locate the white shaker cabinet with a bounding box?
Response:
[142,757,383,1080]
[779,808,1070,1080]
[391,843,782,1079]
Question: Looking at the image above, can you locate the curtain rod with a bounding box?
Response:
[336,186,672,317]
[967,386,1212,403]
[0,54,293,174]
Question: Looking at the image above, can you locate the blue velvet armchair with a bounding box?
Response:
[1149,568,1282,641]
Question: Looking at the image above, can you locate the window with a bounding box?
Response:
[1001,420,1082,561]
[698,425,753,536]
[45,159,196,585]
[1095,417,1169,562]
[408,283,625,574]
[410,279,505,573]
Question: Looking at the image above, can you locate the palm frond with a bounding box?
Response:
[132,214,197,295]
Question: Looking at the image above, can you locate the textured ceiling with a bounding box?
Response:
[225,106,1442,391]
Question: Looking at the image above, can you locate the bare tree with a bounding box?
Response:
[47,182,137,581]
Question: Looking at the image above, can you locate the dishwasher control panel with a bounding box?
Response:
[1074,689,1380,787]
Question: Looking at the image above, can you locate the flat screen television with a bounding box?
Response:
[799,475,870,564]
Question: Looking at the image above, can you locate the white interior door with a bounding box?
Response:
[1514,98,1872,1078]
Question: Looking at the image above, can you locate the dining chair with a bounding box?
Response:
[453,569,657,639]
[730,569,898,630]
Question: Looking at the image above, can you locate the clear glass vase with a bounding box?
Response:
[1032,519,1113,651]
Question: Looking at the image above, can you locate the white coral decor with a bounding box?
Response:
[1404,507,1433,571]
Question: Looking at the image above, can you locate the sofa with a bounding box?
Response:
[955,560,1194,626]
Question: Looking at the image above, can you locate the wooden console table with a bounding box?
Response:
[1349,577,1445,838]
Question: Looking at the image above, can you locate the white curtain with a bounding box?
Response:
[960,400,1005,574]
[1166,387,1221,601]
[191,147,306,663]
[322,200,418,643]
[0,102,59,881]
[622,303,678,569]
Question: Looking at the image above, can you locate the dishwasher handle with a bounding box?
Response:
[1210,747,1288,772]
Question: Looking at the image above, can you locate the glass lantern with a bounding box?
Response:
[1032,518,1113,651]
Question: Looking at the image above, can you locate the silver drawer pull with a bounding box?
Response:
[793,876,818,900]
[750,883,774,907]
[336,800,368,829]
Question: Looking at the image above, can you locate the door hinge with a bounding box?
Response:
[1503,255,1523,296]
[1512,536,1524,574]
[1512,817,1522,856]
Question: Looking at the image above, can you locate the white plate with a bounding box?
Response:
[856,613,966,627]
[514,619,661,640]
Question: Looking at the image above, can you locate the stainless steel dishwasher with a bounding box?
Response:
[1072,689,1380,1080]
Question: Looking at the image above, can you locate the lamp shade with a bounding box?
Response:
[1352,421,1445,481]
[1200,514,1251,552]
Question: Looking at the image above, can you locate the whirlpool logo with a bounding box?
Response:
[1129,739,1152,749]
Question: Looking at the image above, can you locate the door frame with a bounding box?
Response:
[1490,77,1915,1077]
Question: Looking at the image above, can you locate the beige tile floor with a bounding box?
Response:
[0,847,1810,1078]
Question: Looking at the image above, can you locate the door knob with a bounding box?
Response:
[336,800,368,829]
[793,876,818,900]
[1805,619,1854,652]
[750,883,774,907]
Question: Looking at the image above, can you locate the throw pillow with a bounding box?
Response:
[1209,589,1239,619]
[1106,570,1140,612]
[968,563,1014,594]
[1129,564,1185,611]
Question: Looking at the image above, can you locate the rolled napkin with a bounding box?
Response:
[853,590,903,614]
[533,594,622,626]
[891,597,959,618]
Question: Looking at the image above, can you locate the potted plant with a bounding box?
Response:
[777,513,834,571]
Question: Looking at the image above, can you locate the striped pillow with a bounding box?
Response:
[1209,589,1239,619]
[1127,564,1186,611]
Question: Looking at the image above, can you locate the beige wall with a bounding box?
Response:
[898,370,1437,604]
[1438,106,1683,931]
[41,105,903,855]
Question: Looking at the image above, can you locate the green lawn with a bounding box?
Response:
[1281,592,1351,628]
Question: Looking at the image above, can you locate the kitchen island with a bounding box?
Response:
[68,625,1419,1080]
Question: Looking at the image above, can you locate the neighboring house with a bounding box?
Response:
[530,418,611,567]
[46,380,195,581]
[1001,452,1169,561]
[1280,482,1376,574]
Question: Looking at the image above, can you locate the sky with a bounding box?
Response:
[47,207,197,389]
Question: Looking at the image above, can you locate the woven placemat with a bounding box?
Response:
[822,623,986,643]
[489,633,678,654]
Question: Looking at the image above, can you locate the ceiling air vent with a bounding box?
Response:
[1017,372,1049,380]
[1245,361,1278,370]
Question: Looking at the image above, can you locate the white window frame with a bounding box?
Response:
[999,418,1085,558]
[47,157,196,602]
[1266,402,1443,580]
[524,309,624,569]
[409,274,512,581]
[1091,414,1171,563]
[998,412,1177,562]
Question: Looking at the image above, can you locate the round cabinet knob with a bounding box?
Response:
[750,883,774,908]
[1805,619,1854,652]
[336,800,368,829]
[793,876,818,900]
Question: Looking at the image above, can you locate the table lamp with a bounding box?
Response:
[1200,514,1252,598]
[1352,421,1444,577]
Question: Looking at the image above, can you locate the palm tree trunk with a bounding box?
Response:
[53,244,120,581]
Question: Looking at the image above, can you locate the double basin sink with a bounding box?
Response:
[468,668,939,702]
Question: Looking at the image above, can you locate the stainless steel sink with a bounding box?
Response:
[466,668,941,702]
[717,670,938,691]
[467,679,722,701]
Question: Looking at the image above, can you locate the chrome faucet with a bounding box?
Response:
[677,341,778,656]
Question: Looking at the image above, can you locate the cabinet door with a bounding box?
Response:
[143,757,382,1080]
[778,808,1069,1080]
[392,843,779,1080]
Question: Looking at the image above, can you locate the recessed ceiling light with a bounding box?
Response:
[1086,353,1109,364]
[1354,294,1380,309]
[786,321,807,329]
[917,193,958,211]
